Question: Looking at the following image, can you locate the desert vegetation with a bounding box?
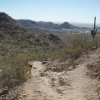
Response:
[0,13,100,100]
[1,31,97,91]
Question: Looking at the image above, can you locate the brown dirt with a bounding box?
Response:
[18,49,100,100]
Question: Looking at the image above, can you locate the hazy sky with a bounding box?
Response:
[0,0,100,24]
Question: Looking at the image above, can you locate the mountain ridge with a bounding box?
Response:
[17,19,77,29]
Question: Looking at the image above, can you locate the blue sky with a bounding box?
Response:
[0,0,100,24]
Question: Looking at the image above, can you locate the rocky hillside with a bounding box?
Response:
[0,12,64,59]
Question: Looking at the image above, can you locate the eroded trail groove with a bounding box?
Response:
[19,49,100,100]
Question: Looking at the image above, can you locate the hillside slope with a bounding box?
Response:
[0,12,64,59]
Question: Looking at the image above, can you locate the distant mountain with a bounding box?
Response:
[17,20,60,29]
[38,21,59,29]
[17,19,37,28]
[17,19,76,29]
[60,22,76,29]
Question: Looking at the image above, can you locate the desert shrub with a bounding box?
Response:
[69,47,83,59]
[0,53,28,89]
[48,33,94,61]
[87,60,100,80]
[48,46,83,60]
[59,77,66,86]
[31,51,46,61]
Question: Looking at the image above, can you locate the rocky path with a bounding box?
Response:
[19,49,100,100]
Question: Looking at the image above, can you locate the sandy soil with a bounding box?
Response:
[19,49,100,100]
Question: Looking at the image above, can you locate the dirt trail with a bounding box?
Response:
[20,49,100,100]
[65,49,100,100]
[65,64,99,100]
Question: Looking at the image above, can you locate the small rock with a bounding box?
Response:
[22,93,27,97]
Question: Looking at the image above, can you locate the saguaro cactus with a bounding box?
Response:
[91,17,97,48]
